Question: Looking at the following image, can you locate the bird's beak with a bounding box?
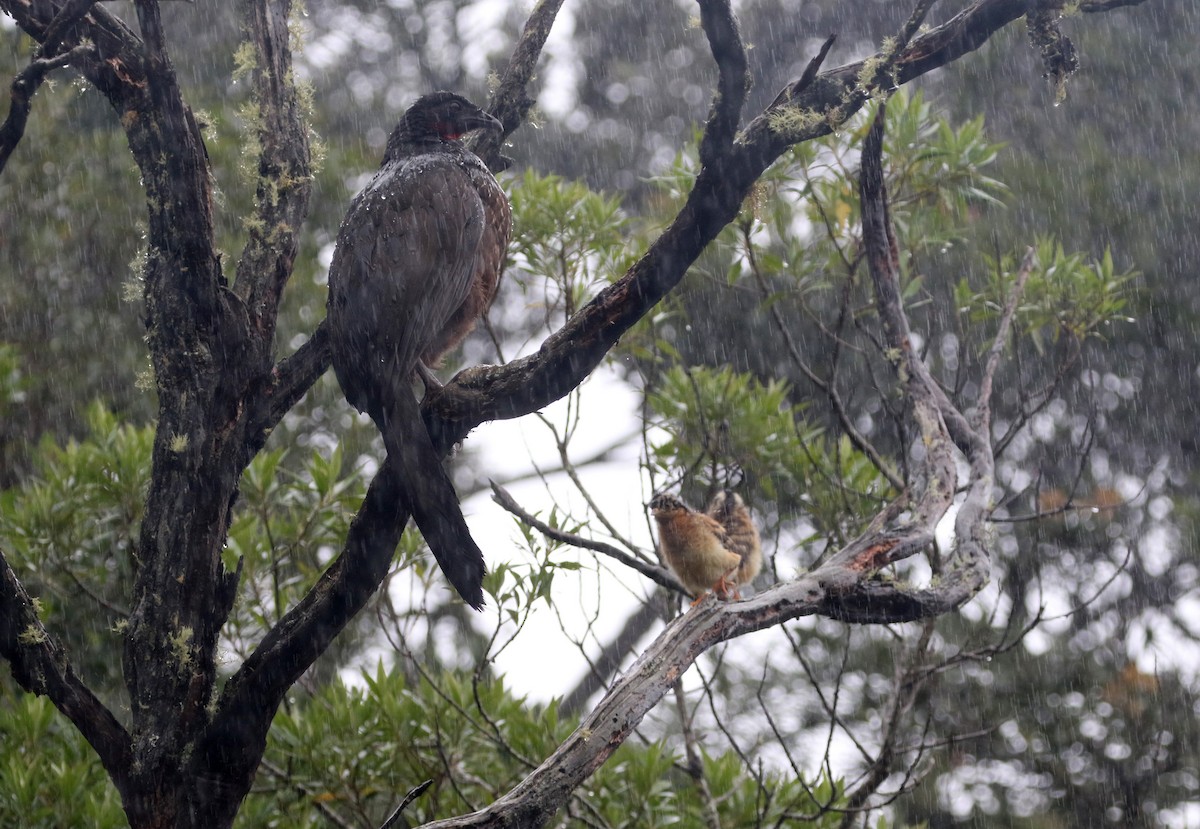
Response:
[465,109,504,135]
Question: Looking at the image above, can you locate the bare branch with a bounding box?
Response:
[977,246,1036,419]
[560,599,663,718]
[0,549,133,787]
[743,221,903,491]
[696,0,750,167]
[258,758,357,829]
[381,780,435,829]
[490,482,686,595]
[858,103,957,539]
[232,0,314,333]
[416,555,982,829]
[472,0,567,172]
[859,104,991,599]
[862,0,940,96]
[840,621,935,819]
[673,680,723,829]
[0,44,93,175]
[770,34,837,108]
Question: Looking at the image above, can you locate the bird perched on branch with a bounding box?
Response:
[650,490,762,603]
[706,489,762,591]
[327,91,511,609]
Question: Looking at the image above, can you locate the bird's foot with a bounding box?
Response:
[712,573,738,600]
[416,360,443,396]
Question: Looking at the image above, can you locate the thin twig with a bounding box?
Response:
[380,779,434,829]
[257,757,357,829]
[743,222,903,490]
[490,481,687,595]
[672,680,723,829]
[770,34,837,108]
[977,246,1036,419]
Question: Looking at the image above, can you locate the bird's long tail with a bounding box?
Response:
[378,387,486,609]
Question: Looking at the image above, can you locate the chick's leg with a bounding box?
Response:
[712,562,741,600]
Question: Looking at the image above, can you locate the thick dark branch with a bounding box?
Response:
[0,44,93,175]
[0,0,100,173]
[129,0,218,297]
[40,0,98,55]
[0,2,210,257]
[471,0,566,172]
[232,0,314,337]
[863,0,939,96]
[696,0,750,168]
[203,455,410,792]
[247,323,331,454]
[0,549,133,787]
[0,0,186,118]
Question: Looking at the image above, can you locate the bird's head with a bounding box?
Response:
[649,492,688,516]
[388,91,502,156]
[707,490,744,514]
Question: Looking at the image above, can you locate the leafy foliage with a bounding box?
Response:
[249,666,858,828]
[0,402,152,698]
[956,237,1136,351]
[0,690,125,828]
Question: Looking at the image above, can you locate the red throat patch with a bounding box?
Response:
[433,121,463,141]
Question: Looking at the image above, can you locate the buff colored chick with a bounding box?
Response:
[650,493,739,602]
[705,490,763,595]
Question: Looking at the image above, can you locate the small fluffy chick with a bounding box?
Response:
[650,492,742,603]
[705,490,762,594]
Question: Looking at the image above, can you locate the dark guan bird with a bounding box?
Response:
[327,92,511,609]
